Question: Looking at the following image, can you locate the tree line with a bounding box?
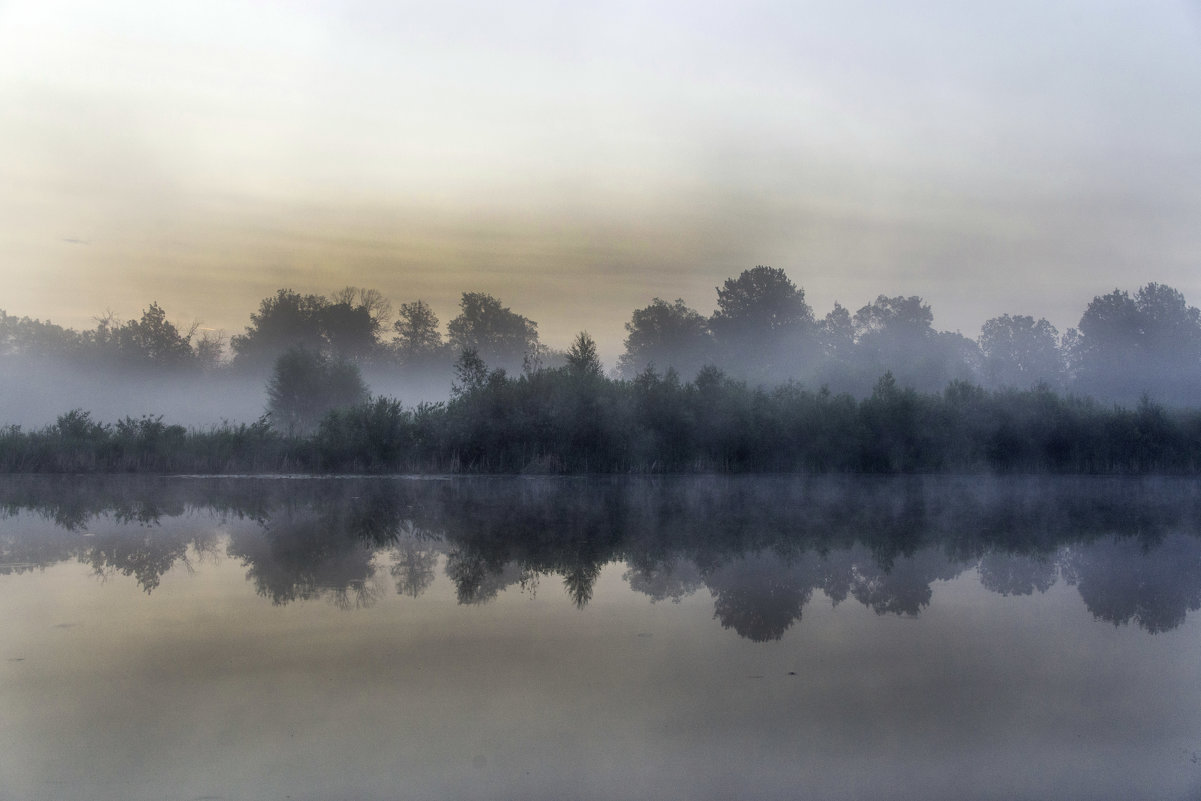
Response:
[5,362,1201,474]
[4,269,1201,406]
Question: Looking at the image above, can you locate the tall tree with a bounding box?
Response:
[330,287,392,330]
[709,266,815,383]
[565,331,603,378]
[232,288,390,369]
[979,314,1063,389]
[446,292,538,373]
[266,347,368,435]
[1070,283,1201,404]
[114,303,196,368]
[848,295,978,393]
[0,310,82,359]
[617,298,713,380]
[319,299,380,363]
[232,290,328,369]
[392,300,447,368]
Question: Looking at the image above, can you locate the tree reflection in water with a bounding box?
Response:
[3,475,1201,637]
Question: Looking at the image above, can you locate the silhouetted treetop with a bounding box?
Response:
[618,297,713,380]
[392,299,446,366]
[565,331,602,378]
[232,288,388,369]
[1070,283,1201,404]
[979,314,1063,389]
[710,266,816,383]
[853,295,934,342]
[712,266,814,332]
[447,292,539,374]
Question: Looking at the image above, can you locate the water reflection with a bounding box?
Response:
[2,475,1201,637]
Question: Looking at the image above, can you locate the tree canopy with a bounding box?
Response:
[266,347,369,435]
[618,298,713,380]
[710,266,816,383]
[1070,283,1201,404]
[979,314,1063,389]
[447,292,539,373]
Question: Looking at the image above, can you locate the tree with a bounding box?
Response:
[392,300,447,368]
[450,348,490,398]
[232,288,391,370]
[0,310,83,359]
[709,266,816,383]
[319,298,380,363]
[979,314,1063,389]
[114,303,196,368]
[617,297,713,380]
[193,329,226,370]
[1070,283,1201,404]
[446,292,539,373]
[330,286,392,330]
[852,295,934,343]
[712,266,814,335]
[232,290,328,369]
[266,347,368,435]
[819,303,855,362]
[848,295,978,393]
[564,331,602,378]
[326,286,391,363]
[710,266,816,384]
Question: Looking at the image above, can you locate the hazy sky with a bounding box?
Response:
[2,0,1200,359]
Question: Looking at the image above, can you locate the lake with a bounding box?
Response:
[1,475,1199,801]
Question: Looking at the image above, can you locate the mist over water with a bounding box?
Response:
[5,4,1200,794]
[3,476,1201,800]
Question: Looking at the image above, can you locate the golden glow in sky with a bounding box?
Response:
[2,0,1200,358]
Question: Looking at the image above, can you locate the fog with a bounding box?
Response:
[0,357,460,431]
[5,273,1201,436]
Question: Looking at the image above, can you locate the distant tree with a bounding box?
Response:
[617,297,713,380]
[193,329,226,370]
[522,342,567,374]
[564,331,602,378]
[325,286,391,363]
[849,295,978,393]
[113,303,196,368]
[709,266,815,383]
[233,288,391,369]
[392,300,447,367]
[812,302,857,388]
[819,302,855,362]
[330,287,392,330]
[1070,283,1201,404]
[852,295,934,343]
[319,299,380,363]
[266,347,368,435]
[233,290,328,369]
[447,292,538,373]
[979,314,1063,389]
[0,310,82,359]
[450,348,490,398]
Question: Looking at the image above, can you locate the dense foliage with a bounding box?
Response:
[6,274,1201,407]
[5,271,1201,474]
[3,368,1201,475]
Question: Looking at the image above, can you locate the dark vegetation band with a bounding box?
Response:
[4,267,1201,474]
[2,374,1199,474]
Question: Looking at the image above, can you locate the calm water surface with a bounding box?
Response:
[1,475,1199,801]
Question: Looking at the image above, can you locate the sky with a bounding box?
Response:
[2,0,1200,361]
